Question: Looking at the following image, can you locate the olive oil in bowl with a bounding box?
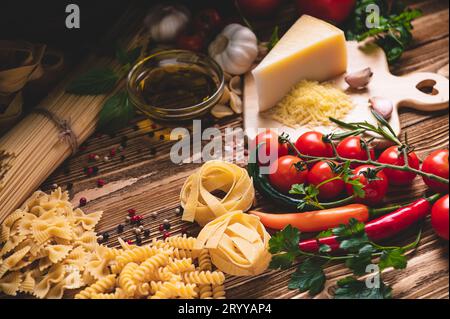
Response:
[127,50,224,121]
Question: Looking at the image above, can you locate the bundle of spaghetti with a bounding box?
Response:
[0,9,145,222]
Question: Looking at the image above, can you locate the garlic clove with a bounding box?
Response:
[211,104,234,119]
[219,87,231,104]
[223,72,233,83]
[345,67,373,89]
[230,92,243,114]
[369,97,393,120]
[229,76,243,96]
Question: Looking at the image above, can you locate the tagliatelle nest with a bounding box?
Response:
[195,211,271,277]
[180,160,255,226]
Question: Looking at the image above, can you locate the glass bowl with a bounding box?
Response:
[127,50,224,122]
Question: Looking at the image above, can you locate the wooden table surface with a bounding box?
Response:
[35,0,449,299]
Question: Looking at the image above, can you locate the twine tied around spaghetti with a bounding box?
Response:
[32,108,79,155]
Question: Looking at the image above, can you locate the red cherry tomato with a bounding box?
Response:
[295,131,333,158]
[269,155,308,193]
[236,0,283,17]
[193,8,222,35]
[378,146,420,186]
[422,150,449,193]
[308,160,345,200]
[255,130,289,165]
[176,34,205,52]
[346,165,389,206]
[295,0,356,25]
[337,136,373,167]
[432,194,449,240]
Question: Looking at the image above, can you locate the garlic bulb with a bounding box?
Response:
[208,24,258,75]
[144,4,190,43]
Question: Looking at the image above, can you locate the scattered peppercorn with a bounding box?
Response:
[88,154,97,161]
[97,235,104,243]
[175,207,182,216]
[79,197,87,207]
[128,209,136,217]
[86,167,94,176]
[159,134,165,141]
[103,232,110,240]
[126,240,133,245]
[125,216,131,223]
[148,131,155,138]
[120,155,126,162]
[92,166,99,174]
[163,231,171,239]
[158,224,165,232]
[117,224,124,233]
[97,179,106,187]
[104,156,110,161]
[136,237,142,246]
[151,212,158,218]
[110,148,116,157]
[143,229,150,237]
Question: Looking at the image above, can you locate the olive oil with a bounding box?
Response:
[137,65,218,109]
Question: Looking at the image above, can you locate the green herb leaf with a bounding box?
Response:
[98,91,135,133]
[288,258,326,296]
[319,244,332,254]
[268,26,280,51]
[67,68,119,95]
[317,230,333,239]
[269,252,297,270]
[345,244,375,275]
[334,276,393,299]
[269,225,300,254]
[116,46,142,66]
[379,248,407,271]
[332,218,366,238]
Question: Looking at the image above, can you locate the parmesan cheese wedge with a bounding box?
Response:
[252,15,348,112]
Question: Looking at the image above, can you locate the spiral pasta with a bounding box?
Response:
[113,246,162,273]
[197,284,213,299]
[74,274,117,299]
[212,285,226,299]
[183,271,226,285]
[149,281,198,299]
[165,258,195,274]
[165,235,196,250]
[133,253,169,282]
[198,250,212,271]
[118,262,138,297]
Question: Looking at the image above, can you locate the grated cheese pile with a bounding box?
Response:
[264,80,354,128]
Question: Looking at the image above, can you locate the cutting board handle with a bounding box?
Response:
[397,72,449,112]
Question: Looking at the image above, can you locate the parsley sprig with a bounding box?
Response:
[345,0,422,64]
[66,45,142,132]
[269,220,422,298]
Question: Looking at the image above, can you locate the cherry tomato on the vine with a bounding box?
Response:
[307,160,345,200]
[255,130,289,166]
[378,146,420,186]
[346,165,389,206]
[269,155,308,193]
[337,136,374,167]
[295,131,333,158]
[421,150,449,193]
[193,8,222,35]
[176,33,205,52]
[431,194,449,240]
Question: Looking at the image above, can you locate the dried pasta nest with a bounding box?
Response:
[180,160,255,226]
[195,211,271,277]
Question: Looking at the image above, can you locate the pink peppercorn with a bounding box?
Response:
[128,209,136,217]
[163,231,171,239]
[110,148,116,157]
[126,240,133,245]
[97,179,106,187]
[158,224,165,232]
[87,167,94,175]
[79,197,87,206]
[88,154,97,161]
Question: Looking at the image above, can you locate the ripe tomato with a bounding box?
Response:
[269,155,308,193]
[337,136,373,167]
[431,194,449,240]
[346,165,389,206]
[255,129,289,166]
[295,131,333,158]
[308,160,345,200]
[422,150,449,193]
[236,0,283,17]
[176,33,205,52]
[296,0,356,25]
[378,146,420,185]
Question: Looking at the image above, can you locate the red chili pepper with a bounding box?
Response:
[299,194,441,253]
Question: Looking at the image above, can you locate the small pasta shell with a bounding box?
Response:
[211,104,234,119]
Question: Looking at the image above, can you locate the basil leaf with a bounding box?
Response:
[67,68,119,95]
[98,91,135,133]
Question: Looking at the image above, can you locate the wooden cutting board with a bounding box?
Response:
[243,41,449,142]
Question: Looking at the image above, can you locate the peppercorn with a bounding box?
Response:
[163,231,171,239]
[143,229,150,237]
[86,167,94,176]
[88,154,97,161]
[175,207,182,216]
[97,235,104,243]
[104,156,110,161]
[103,232,110,240]
[158,224,165,232]
[79,197,87,207]
[110,148,116,157]
[163,223,171,231]
[136,237,142,246]
[151,212,158,218]
[128,209,136,217]
[117,224,124,233]
[148,131,155,138]
[134,228,142,235]
[125,216,131,223]
[97,179,106,187]
[92,166,99,174]
[126,240,133,245]
[159,134,165,141]
[120,155,126,162]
